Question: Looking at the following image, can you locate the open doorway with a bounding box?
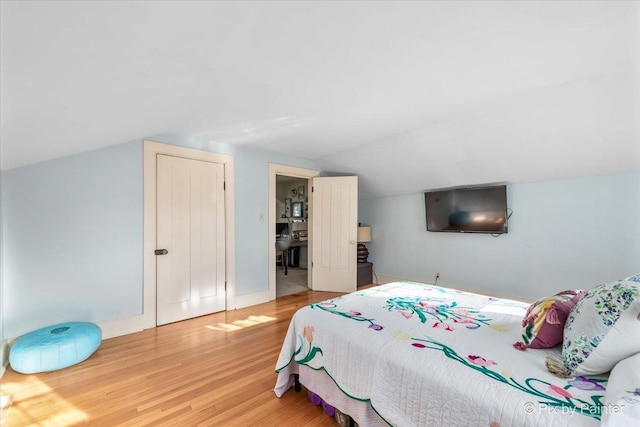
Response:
[268,164,319,301]
[275,175,309,297]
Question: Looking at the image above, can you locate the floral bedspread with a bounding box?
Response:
[275,282,606,427]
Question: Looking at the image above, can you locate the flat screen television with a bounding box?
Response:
[425,185,508,234]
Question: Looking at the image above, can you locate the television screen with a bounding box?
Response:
[425,185,508,234]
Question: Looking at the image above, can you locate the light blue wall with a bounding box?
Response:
[1,135,319,338]
[3,142,143,338]
[1,171,5,371]
[359,172,640,301]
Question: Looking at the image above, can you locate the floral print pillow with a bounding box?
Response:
[520,290,584,349]
[601,352,640,427]
[561,280,640,376]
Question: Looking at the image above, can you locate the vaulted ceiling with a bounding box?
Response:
[1,1,638,199]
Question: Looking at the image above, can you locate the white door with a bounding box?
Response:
[156,154,226,325]
[311,176,358,292]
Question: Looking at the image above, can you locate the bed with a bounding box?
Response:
[275,281,608,427]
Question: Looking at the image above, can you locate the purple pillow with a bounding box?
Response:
[520,290,585,349]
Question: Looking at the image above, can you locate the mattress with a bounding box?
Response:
[275,281,606,426]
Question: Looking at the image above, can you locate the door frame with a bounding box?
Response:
[143,140,236,329]
[268,164,319,300]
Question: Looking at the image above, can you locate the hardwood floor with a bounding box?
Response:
[1,289,353,426]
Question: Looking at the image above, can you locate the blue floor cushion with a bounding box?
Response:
[9,322,102,374]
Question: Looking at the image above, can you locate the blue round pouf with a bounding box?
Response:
[9,322,102,374]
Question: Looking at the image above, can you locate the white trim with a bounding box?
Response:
[268,164,320,301]
[232,289,273,310]
[0,339,8,378]
[97,314,145,339]
[374,273,409,285]
[143,140,236,327]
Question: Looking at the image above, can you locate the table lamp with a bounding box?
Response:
[357,226,372,263]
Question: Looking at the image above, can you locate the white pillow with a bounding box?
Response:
[561,280,640,376]
[601,352,640,427]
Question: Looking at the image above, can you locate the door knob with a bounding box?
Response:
[155,249,168,255]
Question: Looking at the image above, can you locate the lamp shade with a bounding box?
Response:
[357,226,372,243]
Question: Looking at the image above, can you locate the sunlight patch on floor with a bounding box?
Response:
[1,377,88,426]
[1,394,13,424]
[205,315,277,332]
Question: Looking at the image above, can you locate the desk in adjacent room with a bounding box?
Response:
[288,240,308,268]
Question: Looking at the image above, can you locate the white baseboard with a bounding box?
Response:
[0,295,269,377]
[1,339,11,378]
[374,273,419,285]
[230,289,272,310]
[96,290,274,340]
[97,314,145,340]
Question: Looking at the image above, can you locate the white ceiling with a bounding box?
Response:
[1,1,638,199]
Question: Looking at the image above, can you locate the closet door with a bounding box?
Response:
[156,154,226,325]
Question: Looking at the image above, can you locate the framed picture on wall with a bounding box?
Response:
[292,201,303,218]
[297,185,305,199]
[284,198,292,217]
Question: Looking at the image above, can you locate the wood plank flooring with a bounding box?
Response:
[1,289,357,426]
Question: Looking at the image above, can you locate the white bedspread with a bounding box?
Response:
[275,282,606,427]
